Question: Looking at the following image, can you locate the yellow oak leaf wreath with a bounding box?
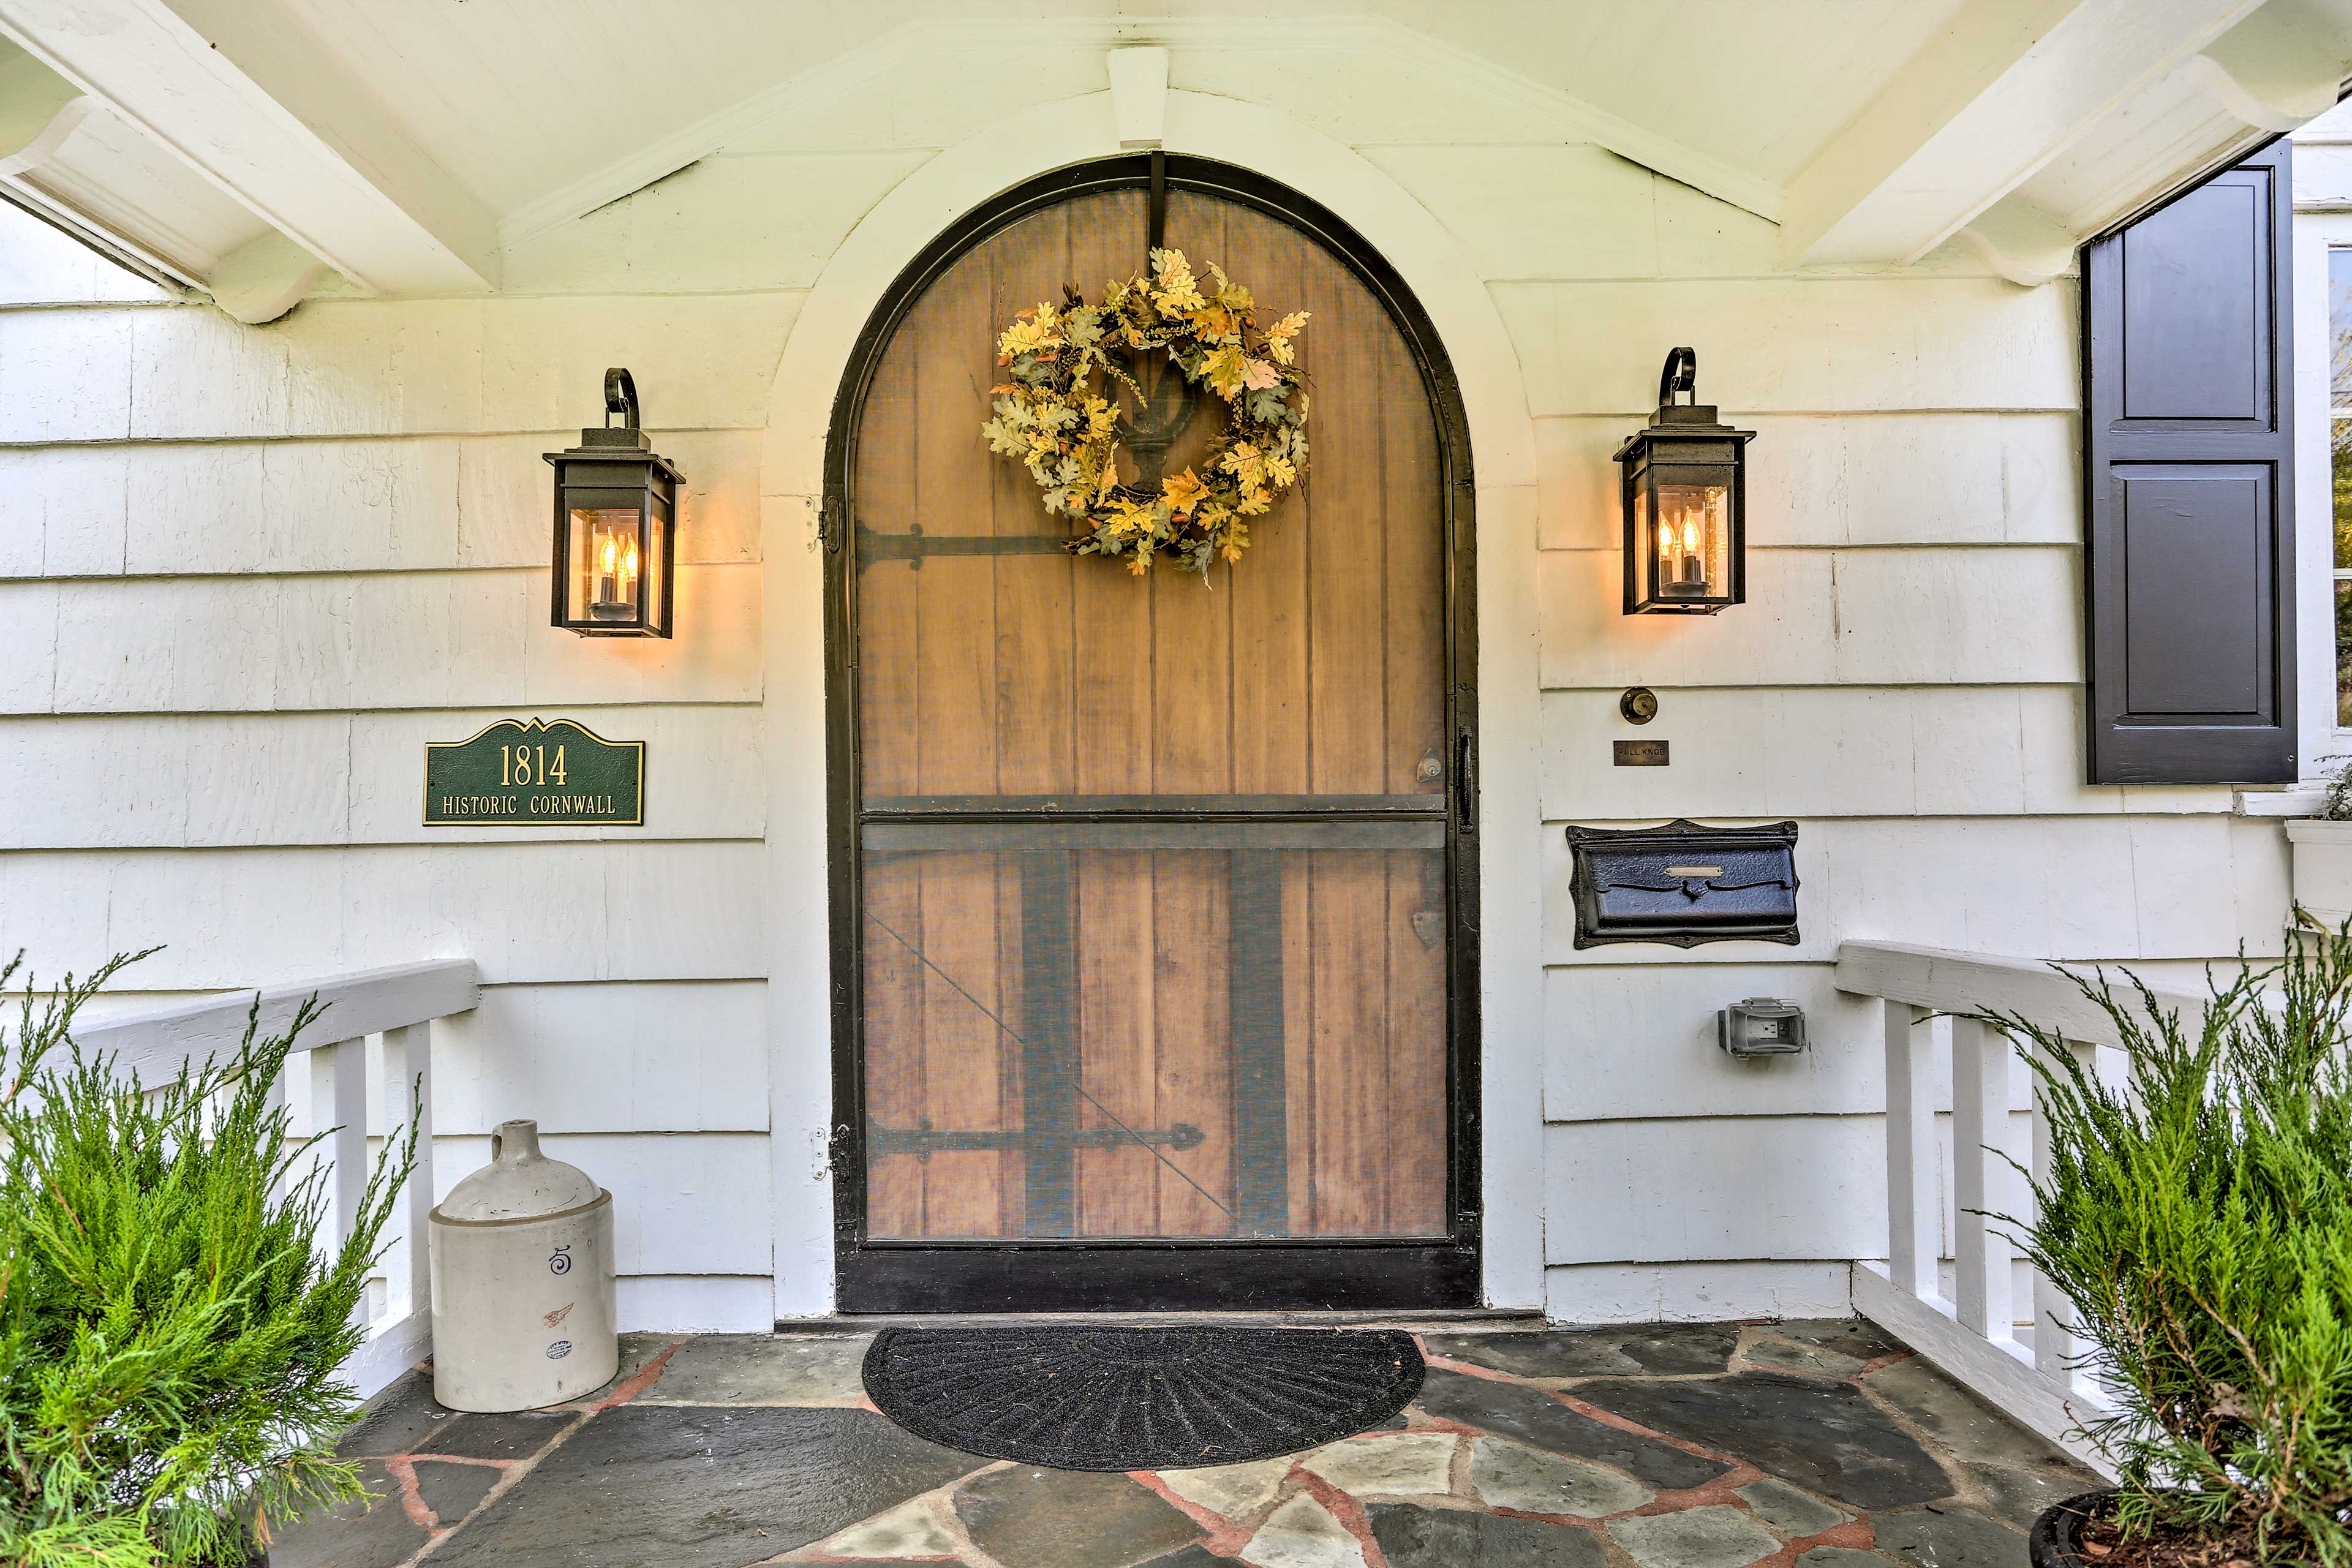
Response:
[981,247,1310,575]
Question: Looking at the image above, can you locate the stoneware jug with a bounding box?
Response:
[428,1119,617,1411]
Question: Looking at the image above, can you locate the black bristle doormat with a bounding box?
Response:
[862,1324,1425,1471]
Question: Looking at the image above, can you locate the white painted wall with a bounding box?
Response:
[0,33,2294,1330]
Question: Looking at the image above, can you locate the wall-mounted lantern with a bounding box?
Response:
[545,369,682,638]
[1614,347,1752,616]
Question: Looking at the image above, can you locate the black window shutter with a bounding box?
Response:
[2084,139,2297,785]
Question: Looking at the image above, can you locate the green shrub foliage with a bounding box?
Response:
[0,951,415,1567]
[1978,928,2352,1565]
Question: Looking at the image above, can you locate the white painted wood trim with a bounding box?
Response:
[2030,1037,2093,1378]
[1855,1261,2116,1478]
[1108,47,1168,150]
[70,959,480,1083]
[1781,0,2261,268]
[2237,786,2326,816]
[85,967,472,1398]
[1950,1014,2013,1342]
[1882,1000,1939,1299]
[310,1036,366,1258]
[341,1306,429,1401]
[2190,3,2348,133]
[0,0,495,293]
[1833,941,2206,1050]
[382,1021,434,1324]
[759,85,1544,1318]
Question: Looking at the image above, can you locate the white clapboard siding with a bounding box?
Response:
[1495,277,2078,417]
[1544,1114,1885,1265]
[619,1275,775,1334]
[0,447,140,578]
[0,294,800,446]
[0,309,138,445]
[453,432,761,568]
[1540,814,2291,965]
[1545,963,1883,1120]
[0,841,764,987]
[1536,547,2079,690]
[2,565,760,714]
[1536,413,2078,552]
[4,431,761,579]
[2297,141,2352,208]
[419,981,770,1136]
[503,151,933,296]
[428,1131,770,1276]
[0,706,763,848]
[1544,1261,1856,1325]
[1537,687,2228,821]
[1542,962,2125,1123]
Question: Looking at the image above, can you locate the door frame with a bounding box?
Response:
[820,153,1482,1312]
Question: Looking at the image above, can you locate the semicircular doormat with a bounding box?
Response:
[862,1325,1425,1472]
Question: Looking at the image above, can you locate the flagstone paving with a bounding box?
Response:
[277,1317,2097,1568]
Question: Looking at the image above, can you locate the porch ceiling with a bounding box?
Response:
[2,0,2348,315]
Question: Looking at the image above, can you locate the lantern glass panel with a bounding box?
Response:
[1648,480,1729,601]
[644,491,671,635]
[567,504,647,626]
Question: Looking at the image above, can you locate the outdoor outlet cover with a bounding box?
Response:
[1718,997,1806,1058]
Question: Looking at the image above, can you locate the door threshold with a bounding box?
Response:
[771,1306,1546,1336]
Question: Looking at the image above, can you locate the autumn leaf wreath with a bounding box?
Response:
[982,247,1310,576]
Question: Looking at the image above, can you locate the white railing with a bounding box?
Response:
[77,959,478,1399]
[1833,940,2184,1479]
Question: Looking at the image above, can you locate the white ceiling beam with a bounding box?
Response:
[0,0,497,295]
[1782,0,2268,268]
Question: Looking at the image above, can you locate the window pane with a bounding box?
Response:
[2332,249,2352,403]
[2339,419,2352,572]
[2339,581,2352,728]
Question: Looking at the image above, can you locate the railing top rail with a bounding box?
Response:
[66,959,479,1084]
[1834,940,2210,1052]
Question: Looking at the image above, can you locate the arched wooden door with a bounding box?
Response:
[824,156,1478,1311]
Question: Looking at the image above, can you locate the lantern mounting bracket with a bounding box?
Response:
[603,367,640,431]
[1657,346,1697,410]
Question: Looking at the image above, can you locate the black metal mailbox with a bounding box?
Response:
[1566,819,1799,948]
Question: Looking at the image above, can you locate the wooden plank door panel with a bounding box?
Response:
[847,178,1454,1248]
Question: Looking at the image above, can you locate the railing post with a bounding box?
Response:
[309,1037,366,1259]
[381,1022,435,1324]
[2031,1036,2091,1377]
[1951,1014,2013,1341]
[1882,999,1939,1300]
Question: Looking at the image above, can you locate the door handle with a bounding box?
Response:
[1456,731,1476,832]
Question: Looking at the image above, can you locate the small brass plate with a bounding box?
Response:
[1613,739,1670,767]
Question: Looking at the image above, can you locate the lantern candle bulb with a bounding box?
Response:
[589,527,639,620]
[1670,511,1708,594]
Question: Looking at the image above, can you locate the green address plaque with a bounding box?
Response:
[424,718,644,826]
